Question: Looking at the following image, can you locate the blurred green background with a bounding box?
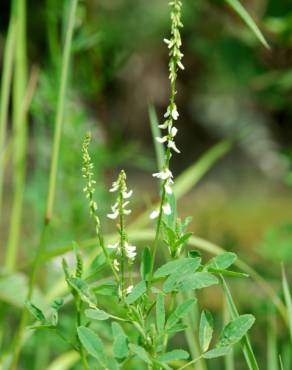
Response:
[0,0,292,369]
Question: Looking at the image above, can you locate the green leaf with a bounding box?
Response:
[156,294,165,333]
[26,301,46,322]
[225,0,269,49]
[166,299,196,329]
[129,344,151,364]
[199,310,214,352]
[282,264,292,342]
[125,280,147,305]
[140,247,151,282]
[218,314,255,347]
[203,347,231,359]
[175,232,193,248]
[87,253,106,278]
[67,277,96,307]
[206,252,237,270]
[112,322,129,359]
[166,323,187,334]
[208,268,248,278]
[93,280,117,296]
[51,298,64,311]
[77,326,106,366]
[149,104,165,172]
[155,257,201,279]
[85,308,110,321]
[176,272,218,292]
[158,349,189,362]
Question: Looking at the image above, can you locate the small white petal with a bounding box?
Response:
[158,122,169,129]
[171,126,178,137]
[171,108,179,120]
[150,210,160,219]
[113,259,120,271]
[165,184,172,194]
[126,285,133,294]
[123,190,133,199]
[168,140,181,153]
[163,203,172,215]
[177,61,185,70]
[107,210,119,219]
[108,242,119,249]
[156,136,168,143]
[124,209,131,215]
[163,38,170,44]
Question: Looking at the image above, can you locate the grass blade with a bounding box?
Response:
[149,105,165,172]
[225,0,269,49]
[281,264,292,342]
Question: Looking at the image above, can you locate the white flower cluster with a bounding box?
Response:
[107,171,137,264]
[82,133,100,229]
[150,0,184,220]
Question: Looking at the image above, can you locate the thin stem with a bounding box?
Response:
[177,355,203,370]
[76,300,89,370]
[45,0,78,223]
[0,14,16,221]
[6,0,27,272]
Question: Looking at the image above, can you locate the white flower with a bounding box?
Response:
[152,168,173,180]
[123,190,133,199]
[150,209,160,219]
[164,179,173,194]
[171,107,179,120]
[178,60,185,70]
[163,203,171,215]
[156,136,168,143]
[171,126,178,137]
[107,210,119,219]
[164,107,171,118]
[126,285,133,294]
[158,122,169,129]
[124,209,131,215]
[108,242,119,249]
[163,38,170,45]
[113,259,120,271]
[168,140,180,153]
[109,181,119,192]
[125,242,136,260]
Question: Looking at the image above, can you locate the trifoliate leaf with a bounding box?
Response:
[176,272,218,292]
[154,257,201,279]
[67,277,96,307]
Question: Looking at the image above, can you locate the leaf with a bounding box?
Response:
[282,264,292,342]
[218,314,255,347]
[156,294,165,333]
[26,301,46,322]
[93,281,117,296]
[208,268,248,278]
[129,344,151,364]
[77,326,106,366]
[199,310,214,352]
[158,349,189,362]
[203,347,231,359]
[87,253,106,278]
[51,298,64,311]
[125,280,147,305]
[176,272,218,292]
[149,104,165,172]
[225,0,269,49]
[112,322,129,359]
[175,232,193,248]
[155,257,201,279]
[206,252,237,270]
[166,299,196,329]
[140,247,151,282]
[166,323,187,334]
[85,308,110,321]
[66,277,96,307]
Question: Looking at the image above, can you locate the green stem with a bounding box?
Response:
[0,13,16,221]
[76,300,89,370]
[45,0,78,223]
[8,1,79,368]
[177,355,203,370]
[5,0,27,272]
